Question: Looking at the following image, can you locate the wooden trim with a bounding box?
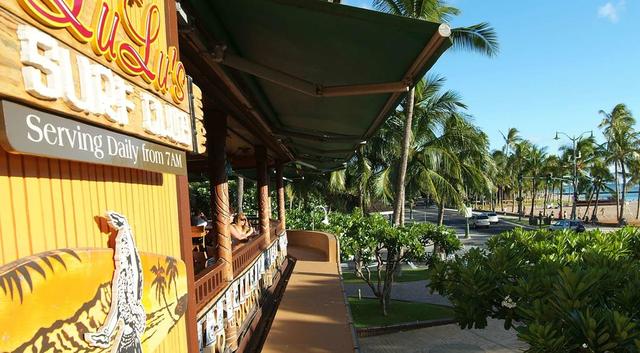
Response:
[193,261,226,313]
[177,174,200,353]
[232,234,265,277]
[164,0,180,49]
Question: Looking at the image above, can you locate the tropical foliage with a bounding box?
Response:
[340,210,461,315]
[372,0,499,226]
[429,227,640,352]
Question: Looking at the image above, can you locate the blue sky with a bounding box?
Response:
[342,0,640,154]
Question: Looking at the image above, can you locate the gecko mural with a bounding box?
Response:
[0,212,188,353]
[85,211,147,353]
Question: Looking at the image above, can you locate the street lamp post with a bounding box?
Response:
[554,130,593,220]
[311,205,329,230]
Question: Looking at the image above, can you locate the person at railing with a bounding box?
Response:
[231,212,256,244]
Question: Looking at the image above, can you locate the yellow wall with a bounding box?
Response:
[0,145,188,353]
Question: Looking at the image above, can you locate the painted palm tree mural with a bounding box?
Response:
[0,249,81,303]
[0,213,189,353]
[150,258,183,323]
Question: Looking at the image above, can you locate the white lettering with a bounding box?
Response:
[26,114,43,142]
[17,25,62,100]
[43,123,58,145]
[17,24,193,150]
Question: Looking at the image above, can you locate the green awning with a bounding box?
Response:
[183,0,452,171]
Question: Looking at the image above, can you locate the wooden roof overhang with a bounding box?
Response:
[179,0,452,177]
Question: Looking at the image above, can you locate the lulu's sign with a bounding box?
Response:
[0,0,195,151]
[0,100,187,175]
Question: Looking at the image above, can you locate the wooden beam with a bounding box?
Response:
[176,175,199,353]
[256,146,271,248]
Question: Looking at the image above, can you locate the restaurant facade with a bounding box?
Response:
[0,1,451,352]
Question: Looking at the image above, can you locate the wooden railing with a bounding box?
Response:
[232,233,265,277]
[193,221,286,313]
[194,260,226,312]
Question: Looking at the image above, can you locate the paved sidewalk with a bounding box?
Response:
[360,319,526,353]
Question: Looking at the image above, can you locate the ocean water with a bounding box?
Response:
[561,183,639,201]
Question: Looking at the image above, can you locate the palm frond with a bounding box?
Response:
[451,22,499,57]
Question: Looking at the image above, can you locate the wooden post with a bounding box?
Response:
[206,111,233,282]
[205,111,237,350]
[256,146,271,248]
[166,5,201,353]
[177,175,199,353]
[276,162,286,231]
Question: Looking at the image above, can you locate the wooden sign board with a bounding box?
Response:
[0,1,194,151]
[0,100,187,175]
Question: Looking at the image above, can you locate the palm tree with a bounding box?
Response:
[151,261,177,321]
[374,0,499,226]
[599,104,639,224]
[0,249,80,303]
[500,127,521,156]
[491,150,510,212]
[165,256,180,302]
[559,135,599,219]
[588,159,614,222]
[512,140,532,218]
[541,155,561,216]
[525,145,547,217]
[628,159,640,219]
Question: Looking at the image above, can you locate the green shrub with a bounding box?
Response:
[429,227,640,352]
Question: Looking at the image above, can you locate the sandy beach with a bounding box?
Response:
[482,198,640,225]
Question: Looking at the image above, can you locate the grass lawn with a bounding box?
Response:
[348,297,454,328]
[341,268,429,284]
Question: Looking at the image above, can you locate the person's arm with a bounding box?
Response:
[230,224,249,241]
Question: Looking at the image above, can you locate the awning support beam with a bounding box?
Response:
[211,45,410,97]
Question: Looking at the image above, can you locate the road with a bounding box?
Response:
[402,206,525,249]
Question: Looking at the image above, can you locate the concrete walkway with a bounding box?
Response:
[360,319,526,353]
[262,246,355,353]
[343,268,525,353]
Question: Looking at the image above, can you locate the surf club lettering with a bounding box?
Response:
[17,0,187,104]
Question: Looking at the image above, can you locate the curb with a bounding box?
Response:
[356,318,457,337]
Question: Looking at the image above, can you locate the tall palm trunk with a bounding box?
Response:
[392,88,415,227]
[592,186,601,221]
[511,190,515,213]
[437,201,445,226]
[636,189,640,219]
[500,186,505,212]
[614,161,620,220]
[237,176,244,213]
[620,162,627,223]
[582,187,595,219]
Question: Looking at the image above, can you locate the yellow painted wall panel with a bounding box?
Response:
[0,145,187,352]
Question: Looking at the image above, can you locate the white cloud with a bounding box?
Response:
[598,1,626,23]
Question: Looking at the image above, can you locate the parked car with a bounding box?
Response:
[549,219,586,232]
[471,214,491,229]
[485,212,499,224]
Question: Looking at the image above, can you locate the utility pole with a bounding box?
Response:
[554,131,593,220]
